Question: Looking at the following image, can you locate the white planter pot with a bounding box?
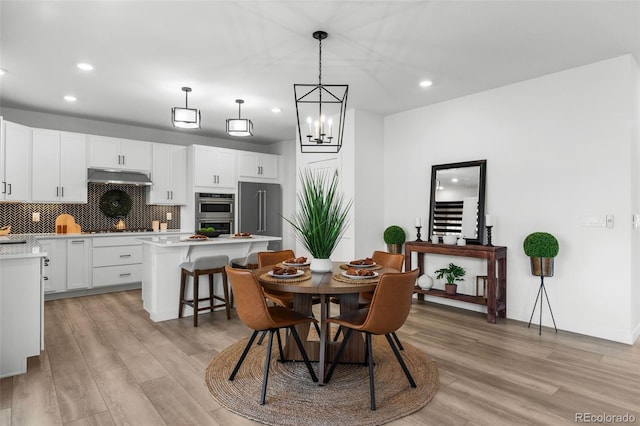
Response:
[310,258,333,273]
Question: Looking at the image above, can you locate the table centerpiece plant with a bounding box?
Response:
[435,262,466,295]
[284,168,352,272]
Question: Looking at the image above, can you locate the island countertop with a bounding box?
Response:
[0,235,47,259]
[138,234,281,247]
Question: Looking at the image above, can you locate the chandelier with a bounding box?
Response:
[226,99,254,137]
[171,87,201,129]
[294,31,348,153]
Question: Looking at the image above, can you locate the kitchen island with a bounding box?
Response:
[140,234,282,322]
[0,235,47,378]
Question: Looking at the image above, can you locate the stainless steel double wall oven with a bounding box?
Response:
[195,192,235,234]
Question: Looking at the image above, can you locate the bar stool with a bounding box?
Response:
[179,255,231,327]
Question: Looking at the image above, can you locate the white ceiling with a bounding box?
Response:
[1,1,638,145]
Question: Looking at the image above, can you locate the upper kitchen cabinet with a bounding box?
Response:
[88,135,151,171]
[1,120,32,202]
[32,128,87,203]
[192,145,236,189]
[237,152,279,180]
[147,143,187,205]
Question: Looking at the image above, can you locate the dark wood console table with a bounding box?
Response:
[404,242,507,323]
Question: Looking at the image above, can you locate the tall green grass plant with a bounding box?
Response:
[285,168,352,259]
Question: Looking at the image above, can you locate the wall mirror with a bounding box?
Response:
[428,160,487,245]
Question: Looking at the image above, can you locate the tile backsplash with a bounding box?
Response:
[0,184,180,234]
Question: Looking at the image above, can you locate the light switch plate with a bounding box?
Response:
[166,212,172,221]
[581,215,606,227]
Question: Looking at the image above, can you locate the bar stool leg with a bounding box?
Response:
[193,273,199,327]
[208,273,215,313]
[222,271,231,319]
[178,269,186,319]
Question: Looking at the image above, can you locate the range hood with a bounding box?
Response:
[87,168,153,186]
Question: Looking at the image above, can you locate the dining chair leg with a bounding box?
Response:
[391,331,404,351]
[332,325,342,342]
[260,330,275,405]
[385,334,416,388]
[208,273,214,313]
[324,327,353,383]
[222,271,231,319]
[275,329,285,362]
[178,270,186,318]
[289,326,318,382]
[257,330,267,345]
[366,332,376,411]
[229,330,259,380]
[313,321,321,338]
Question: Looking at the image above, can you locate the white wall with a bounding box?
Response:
[384,55,640,344]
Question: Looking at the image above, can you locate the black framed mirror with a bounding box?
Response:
[428,160,487,245]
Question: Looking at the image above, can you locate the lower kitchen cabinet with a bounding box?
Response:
[92,236,142,287]
[66,238,92,290]
[38,238,67,294]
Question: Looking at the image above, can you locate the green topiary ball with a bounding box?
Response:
[383,225,406,245]
[523,232,559,258]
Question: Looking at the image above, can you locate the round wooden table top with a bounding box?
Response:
[255,262,395,295]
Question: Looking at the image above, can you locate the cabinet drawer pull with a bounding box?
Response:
[7,183,11,195]
[119,273,132,277]
[2,182,5,194]
[71,240,84,243]
[119,254,132,258]
[43,276,49,280]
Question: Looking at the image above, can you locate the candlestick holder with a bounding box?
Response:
[486,225,493,247]
[415,226,423,242]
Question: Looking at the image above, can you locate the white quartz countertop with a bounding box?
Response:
[0,235,47,259]
[139,234,282,247]
[32,230,191,239]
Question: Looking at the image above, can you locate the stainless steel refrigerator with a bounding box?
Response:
[238,182,282,251]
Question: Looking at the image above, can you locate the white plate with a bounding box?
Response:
[182,236,208,241]
[347,261,377,268]
[282,261,310,267]
[268,270,304,279]
[342,271,379,280]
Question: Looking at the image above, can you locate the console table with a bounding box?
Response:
[404,242,507,323]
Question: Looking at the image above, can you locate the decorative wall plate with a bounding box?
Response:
[99,189,133,218]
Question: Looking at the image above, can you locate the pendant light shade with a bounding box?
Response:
[172,87,201,129]
[294,30,348,153]
[226,99,254,137]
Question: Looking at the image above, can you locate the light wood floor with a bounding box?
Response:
[1,289,639,425]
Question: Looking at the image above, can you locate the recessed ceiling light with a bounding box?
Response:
[419,80,433,88]
[64,95,77,102]
[271,107,281,113]
[0,68,7,76]
[76,62,94,71]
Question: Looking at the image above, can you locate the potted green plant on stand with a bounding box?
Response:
[523,231,559,335]
[383,225,406,254]
[284,168,352,272]
[435,263,466,295]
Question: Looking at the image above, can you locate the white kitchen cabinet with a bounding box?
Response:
[37,239,67,294]
[0,257,43,378]
[193,145,236,189]
[66,238,92,290]
[147,143,187,205]
[32,128,87,203]
[1,120,32,202]
[237,152,279,180]
[92,236,143,287]
[88,135,151,171]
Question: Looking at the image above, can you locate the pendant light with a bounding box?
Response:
[294,30,348,153]
[226,99,254,137]
[171,87,201,129]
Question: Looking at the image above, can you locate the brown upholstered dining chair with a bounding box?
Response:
[325,269,419,411]
[257,250,321,339]
[332,250,406,345]
[225,266,318,405]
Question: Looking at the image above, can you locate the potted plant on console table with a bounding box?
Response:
[383,225,406,254]
[284,168,352,272]
[435,263,466,295]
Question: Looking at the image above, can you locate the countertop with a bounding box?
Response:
[31,230,191,239]
[0,235,47,259]
[139,234,282,247]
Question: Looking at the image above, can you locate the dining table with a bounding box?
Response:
[255,261,395,384]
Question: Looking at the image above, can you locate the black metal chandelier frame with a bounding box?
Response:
[294,30,348,153]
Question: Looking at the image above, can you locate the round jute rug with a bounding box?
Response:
[205,335,439,426]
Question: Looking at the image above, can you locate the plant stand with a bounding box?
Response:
[527,274,557,335]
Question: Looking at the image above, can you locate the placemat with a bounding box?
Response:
[332,273,380,284]
[259,271,312,283]
[339,263,383,271]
